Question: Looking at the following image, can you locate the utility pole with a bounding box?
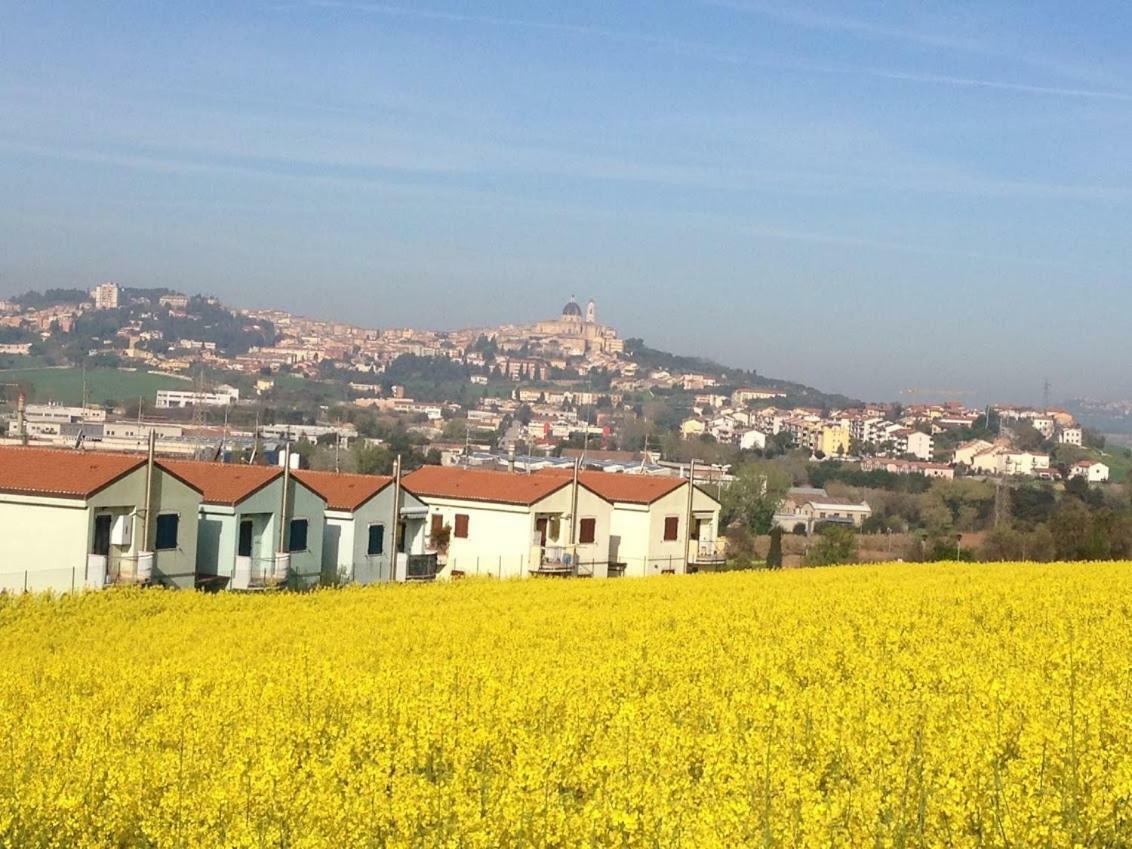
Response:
[684,459,697,572]
[388,455,401,582]
[568,457,580,549]
[1042,378,1051,411]
[276,439,292,584]
[11,390,28,445]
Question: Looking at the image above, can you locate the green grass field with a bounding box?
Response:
[0,365,189,407]
[1093,445,1132,484]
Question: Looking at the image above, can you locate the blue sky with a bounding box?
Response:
[2,1,1130,404]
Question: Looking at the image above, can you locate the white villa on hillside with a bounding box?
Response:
[773,487,872,535]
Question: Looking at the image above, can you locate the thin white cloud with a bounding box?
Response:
[290,0,1132,103]
[703,0,1132,96]
[704,0,988,54]
[857,67,1132,102]
[293,0,739,61]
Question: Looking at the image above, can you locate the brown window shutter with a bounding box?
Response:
[431,514,443,537]
[664,516,679,541]
[579,518,596,544]
[454,514,469,539]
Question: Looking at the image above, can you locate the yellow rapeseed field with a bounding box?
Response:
[2,563,1132,848]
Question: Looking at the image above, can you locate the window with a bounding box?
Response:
[430,513,444,538]
[288,518,309,553]
[663,516,679,541]
[578,517,596,544]
[155,514,179,550]
[367,524,385,556]
[454,514,470,539]
[92,514,112,556]
[238,519,253,558]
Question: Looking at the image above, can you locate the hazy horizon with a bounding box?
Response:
[3,2,1131,405]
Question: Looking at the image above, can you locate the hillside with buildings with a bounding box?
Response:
[2,279,1132,584]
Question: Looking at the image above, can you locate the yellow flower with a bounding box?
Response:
[1,563,1131,846]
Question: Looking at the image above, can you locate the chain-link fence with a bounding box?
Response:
[442,555,698,580]
[2,554,717,595]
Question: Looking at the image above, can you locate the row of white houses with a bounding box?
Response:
[0,447,721,593]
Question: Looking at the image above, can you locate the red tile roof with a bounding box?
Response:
[538,468,720,505]
[402,465,570,506]
[0,447,145,499]
[159,460,281,505]
[292,469,392,511]
[536,469,685,504]
[577,471,686,504]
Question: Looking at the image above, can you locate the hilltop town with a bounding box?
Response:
[0,281,1122,488]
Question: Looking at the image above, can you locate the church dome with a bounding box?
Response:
[562,298,582,317]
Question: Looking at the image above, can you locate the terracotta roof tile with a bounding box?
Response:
[292,469,392,511]
[159,460,281,505]
[535,468,688,504]
[0,447,145,499]
[578,471,685,504]
[402,465,569,506]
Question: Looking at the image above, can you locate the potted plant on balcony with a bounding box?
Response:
[429,523,452,570]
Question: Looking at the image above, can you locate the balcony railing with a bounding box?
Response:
[692,540,725,564]
[405,553,439,581]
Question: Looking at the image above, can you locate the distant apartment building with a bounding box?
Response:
[901,430,933,461]
[24,403,106,423]
[681,373,716,391]
[731,387,786,407]
[952,439,994,467]
[978,449,1050,478]
[155,386,240,409]
[1057,426,1083,447]
[738,429,767,451]
[159,293,190,309]
[1070,460,1110,483]
[815,424,850,457]
[862,458,954,480]
[90,281,120,310]
[1031,416,1056,439]
[773,487,872,535]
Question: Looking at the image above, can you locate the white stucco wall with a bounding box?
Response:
[0,464,203,592]
[0,495,91,592]
[320,487,429,584]
[196,477,325,588]
[571,486,612,578]
[129,468,206,588]
[608,485,721,577]
[427,498,536,578]
[608,504,653,577]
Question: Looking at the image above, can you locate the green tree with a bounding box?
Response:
[442,418,469,442]
[1049,498,1092,560]
[348,442,392,475]
[766,526,784,569]
[804,525,857,566]
[720,462,790,534]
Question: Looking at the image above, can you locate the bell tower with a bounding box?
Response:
[585,299,596,324]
